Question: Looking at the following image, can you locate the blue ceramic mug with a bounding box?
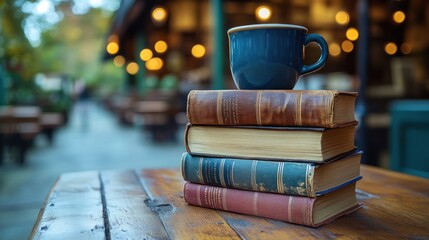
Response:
[228,24,328,89]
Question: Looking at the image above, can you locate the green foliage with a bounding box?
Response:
[1,1,123,100]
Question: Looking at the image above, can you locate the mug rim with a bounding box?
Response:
[228,24,307,34]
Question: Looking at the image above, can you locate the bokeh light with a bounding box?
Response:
[385,42,398,55]
[393,11,406,24]
[154,40,168,53]
[126,62,139,75]
[191,44,206,58]
[140,49,153,61]
[341,40,354,53]
[106,42,119,54]
[400,43,412,54]
[346,27,359,41]
[255,6,272,21]
[108,35,119,43]
[152,7,167,23]
[329,43,341,57]
[335,11,350,25]
[113,55,125,67]
[146,57,163,71]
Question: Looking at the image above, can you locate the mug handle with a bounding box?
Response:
[299,34,328,76]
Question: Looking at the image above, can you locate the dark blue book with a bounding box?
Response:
[181,151,362,197]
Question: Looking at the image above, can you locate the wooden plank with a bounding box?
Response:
[30,171,105,239]
[213,165,429,240]
[100,169,169,239]
[138,169,242,240]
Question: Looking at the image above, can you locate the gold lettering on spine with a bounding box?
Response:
[288,196,293,222]
[296,91,302,126]
[197,185,202,206]
[251,161,258,191]
[220,159,226,187]
[222,188,228,210]
[198,157,204,184]
[215,187,221,209]
[256,91,262,125]
[253,192,259,215]
[233,92,239,124]
[207,187,212,206]
[277,162,285,194]
[216,92,224,125]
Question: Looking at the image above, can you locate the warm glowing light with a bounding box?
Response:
[400,43,412,54]
[140,49,153,61]
[145,57,163,71]
[152,7,167,22]
[329,43,341,57]
[113,55,125,67]
[393,11,405,24]
[191,44,206,58]
[106,42,119,55]
[154,40,168,53]
[341,40,354,53]
[126,62,139,75]
[346,27,359,41]
[335,11,350,25]
[385,42,398,55]
[255,5,272,21]
[108,35,119,43]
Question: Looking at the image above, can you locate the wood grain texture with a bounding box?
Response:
[138,168,242,240]
[30,171,105,239]
[31,166,429,240]
[212,165,429,240]
[100,169,168,239]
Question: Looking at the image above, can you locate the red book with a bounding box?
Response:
[183,182,360,227]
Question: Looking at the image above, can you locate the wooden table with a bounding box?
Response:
[30,165,429,239]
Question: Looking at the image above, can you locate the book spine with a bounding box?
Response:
[187,90,352,127]
[183,182,316,227]
[181,153,316,197]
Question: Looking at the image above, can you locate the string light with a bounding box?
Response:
[154,40,168,53]
[126,62,139,75]
[191,44,206,58]
[385,42,398,55]
[255,6,272,21]
[140,49,153,61]
[106,42,119,55]
[335,11,350,25]
[152,7,167,23]
[400,43,412,54]
[346,27,359,41]
[146,57,163,71]
[329,43,341,57]
[113,55,125,67]
[341,40,354,53]
[393,11,405,24]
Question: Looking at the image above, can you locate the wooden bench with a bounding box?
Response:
[0,106,41,164]
[133,100,179,142]
[30,165,429,239]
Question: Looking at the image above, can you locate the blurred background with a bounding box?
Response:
[0,0,428,239]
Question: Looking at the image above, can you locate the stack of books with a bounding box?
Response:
[181,89,361,227]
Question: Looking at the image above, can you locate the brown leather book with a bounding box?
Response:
[187,90,358,128]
